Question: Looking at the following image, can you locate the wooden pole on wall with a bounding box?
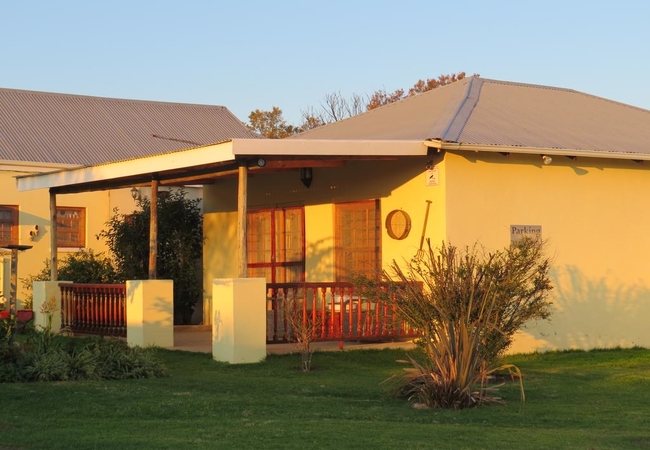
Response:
[149,178,159,279]
[49,189,58,281]
[237,161,248,278]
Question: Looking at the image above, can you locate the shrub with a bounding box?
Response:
[20,249,119,308]
[366,238,552,409]
[283,297,322,372]
[0,332,167,383]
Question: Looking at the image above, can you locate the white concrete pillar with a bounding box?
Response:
[126,280,174,348]
[33,280,71,333]
[212,278,266,364]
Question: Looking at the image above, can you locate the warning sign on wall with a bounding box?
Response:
[425,166,439,186]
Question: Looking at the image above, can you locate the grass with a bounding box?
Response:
[1,346,649,449]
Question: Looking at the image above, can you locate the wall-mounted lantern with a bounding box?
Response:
[300,168,313,188]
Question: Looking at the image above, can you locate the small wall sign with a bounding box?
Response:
[425,166,439,186]
[510,225,542,243]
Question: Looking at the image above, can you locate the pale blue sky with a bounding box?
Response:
[2,1,648,126]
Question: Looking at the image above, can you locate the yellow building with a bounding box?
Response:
[18,77,650,352]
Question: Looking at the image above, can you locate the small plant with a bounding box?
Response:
[39,296,58,333]
[0,315,16,344]
[283,296,321,372]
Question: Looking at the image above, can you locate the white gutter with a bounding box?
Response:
[1,160,79,173]
[424,139,650,162]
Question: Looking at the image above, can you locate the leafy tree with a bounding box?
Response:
[298,71,471,129]
[247,106,300,138]
[367,72,468,110]
[98,189,203,325]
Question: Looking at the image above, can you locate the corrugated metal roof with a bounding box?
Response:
[297,77,650,156]
[458,80,650,154]
[0,88,262,166]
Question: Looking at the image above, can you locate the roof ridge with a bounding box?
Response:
[427,77,483,141]
[0,87,229,110]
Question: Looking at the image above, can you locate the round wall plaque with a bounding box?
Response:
[385,210,412,240]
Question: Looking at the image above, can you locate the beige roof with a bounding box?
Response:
[0,88,261,166]
[297,77,650,158]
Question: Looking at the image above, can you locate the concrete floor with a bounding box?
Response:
[173,325,416,355]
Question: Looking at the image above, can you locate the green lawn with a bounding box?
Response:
[1,346,649,449]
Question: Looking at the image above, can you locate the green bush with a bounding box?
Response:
[363,238,552,409]
[0,332,167,383]
[20,249,119,308]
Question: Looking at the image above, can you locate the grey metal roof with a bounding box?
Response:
[0,88,261,166]
[297,77,650,157]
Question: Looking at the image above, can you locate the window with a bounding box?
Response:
[57,207,86,248]
[247,207,305,283]
[0,205,18,246]
[335,200,381,282]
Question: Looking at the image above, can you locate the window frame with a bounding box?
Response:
[56,206,86,248]
[0,205,19,246]
[247,206,306,283]
[334,199,381,282]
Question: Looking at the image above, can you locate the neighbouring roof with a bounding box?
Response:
[297,77,650,158]
[0,88,261,166]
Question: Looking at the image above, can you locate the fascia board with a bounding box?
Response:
[424,140,650,162]
[17,141,236,191]
[232,139,428,157]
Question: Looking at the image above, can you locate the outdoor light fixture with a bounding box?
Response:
[29,225,39,241]
[542,155,553,165]
[256,157,267,167]
[130,187,141,201]
[300,167,313,188]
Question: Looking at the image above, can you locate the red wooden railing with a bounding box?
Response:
[265,282,417,343]
[59,283,126,337]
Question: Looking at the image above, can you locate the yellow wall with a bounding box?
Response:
[203,151,650,351]
[0,171,144,307]
[443,151,650,352]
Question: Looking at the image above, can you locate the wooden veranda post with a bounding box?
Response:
[49,189,58,281]
[149,178,159,279]
[237,161,248,278]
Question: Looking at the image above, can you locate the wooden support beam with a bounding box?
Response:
[237,161,248,278]
[49,189,58,281]
[149,178,159,279]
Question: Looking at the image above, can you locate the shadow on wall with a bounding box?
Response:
[513,265,650,352]
[305,237,334,282]
[125,280,174,347]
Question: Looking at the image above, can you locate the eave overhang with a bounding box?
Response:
[424,139,650,162]
[16,139,428,194]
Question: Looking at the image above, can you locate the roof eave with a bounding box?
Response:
[424,139,650,162]
[17,141,237,192]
